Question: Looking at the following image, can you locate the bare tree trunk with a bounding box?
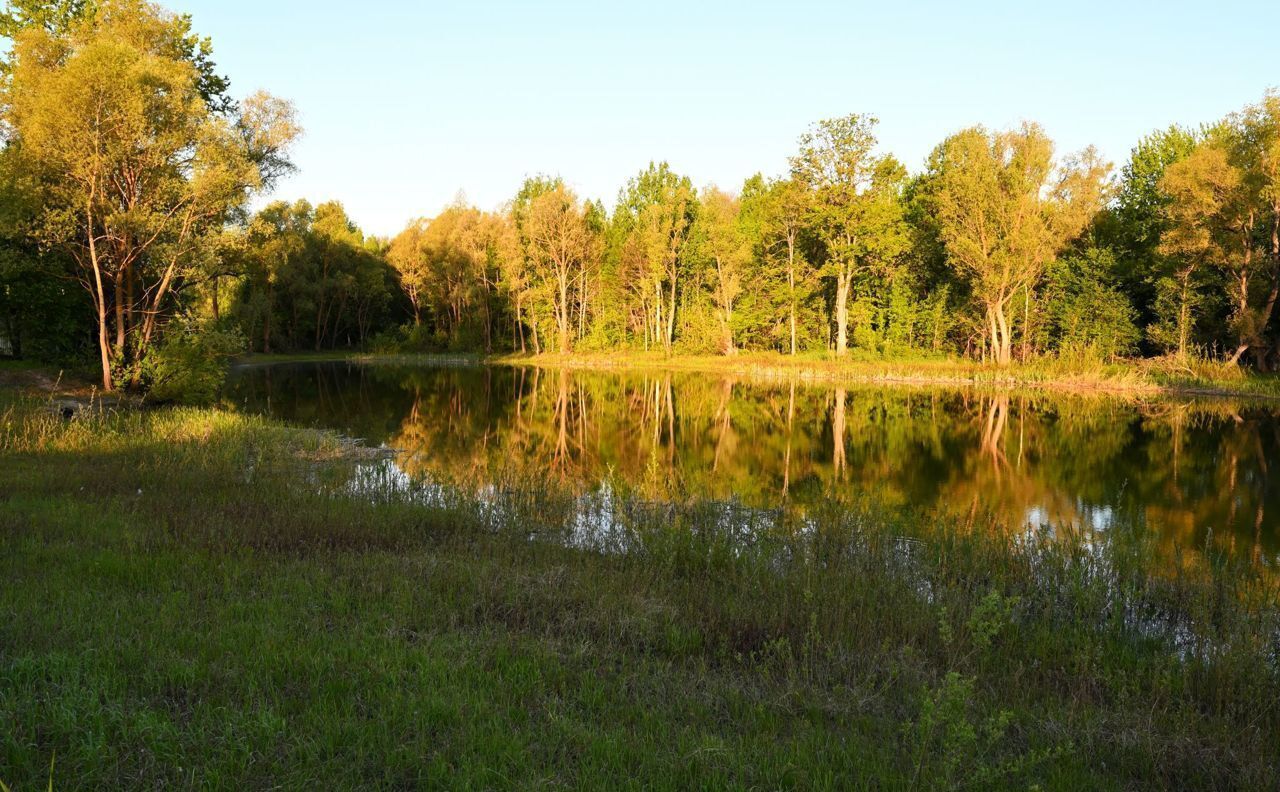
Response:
[86,200,114,391]
[788,241,797,356]
[996,303,1012,366]
[1020,287,1031,362]
[834,267,851,356]
[516,296,526,353]
[263,284,273,353]
[666,275,677,353]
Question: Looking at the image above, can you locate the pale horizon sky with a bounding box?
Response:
[167,0,1279,238]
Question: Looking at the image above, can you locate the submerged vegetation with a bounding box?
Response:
[1,392,1279,787]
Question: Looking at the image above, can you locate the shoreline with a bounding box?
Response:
[230,350,1280,402]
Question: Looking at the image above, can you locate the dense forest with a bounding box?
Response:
[3,0,1280,396]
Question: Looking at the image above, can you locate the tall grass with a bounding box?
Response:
[2,395,1278,788]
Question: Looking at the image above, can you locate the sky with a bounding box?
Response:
[165,0,1280,238]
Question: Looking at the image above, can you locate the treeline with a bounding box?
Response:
[239,100,1280,369]
[3,0,1280,398]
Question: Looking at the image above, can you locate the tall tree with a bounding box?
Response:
[691,186,750,354]
[761,177,815,355]
[612,162,696,352]
[923,124,1109,365]
[387,219,429,327]
[1,0,296,388]
[1102,125,1198,329]
[788,114,907,355]
[524,184,598,354]
[1158,142,1250,361]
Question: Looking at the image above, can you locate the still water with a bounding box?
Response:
[224,361,1280,564]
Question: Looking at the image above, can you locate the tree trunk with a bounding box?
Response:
[995,302,1012,366]
[85,200,114,391]
[834,268,851,356]
[114,272,126,360]
[788,240,797,356]
[666,275,677,353]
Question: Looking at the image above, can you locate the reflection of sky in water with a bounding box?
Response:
[227,361,1280,563]
[1025,503,1115,532]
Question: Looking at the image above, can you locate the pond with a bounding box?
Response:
[224,360,1280,565]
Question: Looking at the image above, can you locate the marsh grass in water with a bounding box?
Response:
[1,395,1279,788]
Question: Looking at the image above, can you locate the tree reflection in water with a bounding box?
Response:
[224,361,1280,566]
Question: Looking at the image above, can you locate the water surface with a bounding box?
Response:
[224,361,1280,564]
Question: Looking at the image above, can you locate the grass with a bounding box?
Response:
[493,349,1280,399]
[235,348,1280,401]
[2,391,1279,788]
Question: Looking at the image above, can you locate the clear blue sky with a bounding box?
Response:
[167,0,1279,237]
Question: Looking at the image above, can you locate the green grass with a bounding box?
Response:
[1,394,1278,788]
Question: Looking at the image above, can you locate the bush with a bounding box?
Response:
[141,319,246,404]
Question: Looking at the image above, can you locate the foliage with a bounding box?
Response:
[0,0,296,390]
[1043,248,1141,359]
[138,316,244,403]
[5,4,1280,387]
[920,124,1111,365]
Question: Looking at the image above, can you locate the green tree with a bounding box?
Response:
[1,0,297,388]
[789,114,908,356]
[524,184,599,354]
[760,177,815,355]
[611,162,697,352]
[387,219,429,327]
[922,124,1109,365]
[1101,125,1198,330]
[1043,248,1140,359]
[689,186,750,354]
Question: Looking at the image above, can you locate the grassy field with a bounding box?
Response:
[2,389,1279,788]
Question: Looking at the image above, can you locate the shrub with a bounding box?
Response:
[141,319,246,404]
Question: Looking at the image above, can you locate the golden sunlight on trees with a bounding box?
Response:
[5,0,1280,386]
[789,115,909,357]
[524,184,599,354]
[1,0,297,389]
[923,124,1109,366]
[691,187,749,354]
[1160,93,1280,365]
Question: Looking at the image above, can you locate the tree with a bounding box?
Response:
[612,162,697,352]
[1102,125,1198,329]
[1234,91,1280,366]
[691,186,749,354]
[387,219,429,327]
[1,0,297,389]
[1154,92,1280,366]
[524,184,598,354]
[1158,142,1249,360]
[923,124,1109,365]
[1042,248,1140,359]
[788,114,908,356]
[237,200,308,353]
